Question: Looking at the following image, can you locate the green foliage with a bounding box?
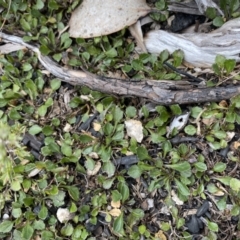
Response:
[212,55,236,77]
[220,0,240,18]
[0,0,239,239]
[0,221,13,233]
[206,0,239,22]
[0,122,28,187]
[184,125,197,135]
[172,50,184,67]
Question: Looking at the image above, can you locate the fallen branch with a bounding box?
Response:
[1,32,240,105]
[145,17,240,67]
[168,0,225,15]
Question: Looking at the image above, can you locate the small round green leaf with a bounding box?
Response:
[127,165,142,178]
[230,178,240,192]
[0,221,13,233]
[50,78,61,91]
[126,106,137,118]
[67,186,80,201]
[184,125,196,135]
[213,16,224,27]
[12,208,22,218]
[38,205,48,220]
[29,125,42,135]
[113,213,124,233]
[61,143,72,157]
[11,181,21,191]
[103,178,115,189]
[213,162,226,172]
[194,162,207,172]
[118,182,129,203]
[61,223,74,237]
[103,161,116,177]
[207,221,218,232]
[21,224,34,240]
[111,190,122,202]
[138,225,146,234]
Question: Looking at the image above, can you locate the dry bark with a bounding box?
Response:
[145,18,240,67]
[168,0,233,15]
[1,32,240,105]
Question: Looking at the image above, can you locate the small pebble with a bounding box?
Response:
[3,214,9,220]
[186,215,200,234]
[204,210,211,219]
[197,217,204,229]
[85,219,100,232]
[196,200,210,217]
[146,198,154,209]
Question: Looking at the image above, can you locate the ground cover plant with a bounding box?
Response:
[0,0,240,239]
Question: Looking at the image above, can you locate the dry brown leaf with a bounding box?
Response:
[93,122,101,131]
[109,208,121,217]
[171,190,184,205]
[28,168,41,178]
[226,132,235,142]
[111,200,121,208]
[87,161,101,176]
[155,230,167,240]
[202,117,215,125]
[88,152,99,159]
[219,100,228,108]
[129,21,147,53]
[233,141,240,149]
[183,209,198,217]
[69,0,151,38]
[21,159,29,165]
[141,200,149,211]
[213,190,225,196]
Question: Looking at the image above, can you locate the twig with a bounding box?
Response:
[164,62,203,83]
[1,32,240,105]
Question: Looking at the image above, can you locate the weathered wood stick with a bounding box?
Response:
[1,32,240,105]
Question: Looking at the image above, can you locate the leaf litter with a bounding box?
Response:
[69,0,151,38]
